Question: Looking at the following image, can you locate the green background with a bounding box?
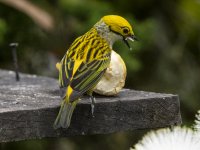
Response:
[0,0,200,149]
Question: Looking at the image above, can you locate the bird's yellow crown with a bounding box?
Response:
[102,15,134,37]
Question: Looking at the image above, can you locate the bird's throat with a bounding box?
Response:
[94,21,121,49]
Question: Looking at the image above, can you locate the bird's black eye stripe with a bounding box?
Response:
[109,26,122,36]
[109,26,130,37]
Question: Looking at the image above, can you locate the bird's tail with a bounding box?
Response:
[54,99,78,129]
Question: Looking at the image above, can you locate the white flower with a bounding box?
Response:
[194,110,200,132]
[132,127,200,150]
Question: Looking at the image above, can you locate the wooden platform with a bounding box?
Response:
[0,69,182,142]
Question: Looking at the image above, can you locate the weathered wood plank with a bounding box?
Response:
[0,69,182,143]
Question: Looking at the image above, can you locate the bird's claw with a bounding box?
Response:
[91,103,95,117]
[90,96,96,117]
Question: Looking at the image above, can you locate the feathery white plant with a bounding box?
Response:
[131,127,200,150]
[194,110,200,132]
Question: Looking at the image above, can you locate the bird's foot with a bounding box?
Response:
[90,96,96,117]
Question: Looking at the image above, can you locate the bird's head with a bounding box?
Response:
[95,15,137,49]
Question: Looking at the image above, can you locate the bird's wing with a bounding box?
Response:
[59,54,110,101]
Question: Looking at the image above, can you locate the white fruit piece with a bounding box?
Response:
[94,50,127,96]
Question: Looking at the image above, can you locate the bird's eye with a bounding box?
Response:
[123,28,129,34]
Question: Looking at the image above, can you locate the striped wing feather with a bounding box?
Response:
[59,28,111,101]
[60,57,109,101]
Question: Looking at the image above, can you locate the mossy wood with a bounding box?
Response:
[0,69,182,143]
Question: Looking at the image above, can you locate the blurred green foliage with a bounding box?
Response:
[0,19,7,44]
[0,0,200,149]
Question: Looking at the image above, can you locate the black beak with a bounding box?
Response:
[131,35,138,41]
[123,35,138,50]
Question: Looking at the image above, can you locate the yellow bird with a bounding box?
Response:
[54,15,137,129]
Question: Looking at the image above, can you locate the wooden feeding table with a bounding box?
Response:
[0,69,182,143]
